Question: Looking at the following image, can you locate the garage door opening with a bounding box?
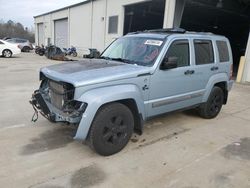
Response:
[123,0,166,35]
[37,23,44,46]
[54,18,68,49]
[180,0,250,76]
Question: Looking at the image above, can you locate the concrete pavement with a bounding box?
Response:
[0,53,250,188]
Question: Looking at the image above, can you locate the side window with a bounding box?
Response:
[0,41,4,44]
[17,39,25,43]
[108,16,118,34]
[165,39,190,67]
[194,40,214,65]
[216,41,229,62]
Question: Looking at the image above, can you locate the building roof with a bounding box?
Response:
[34,0,92,18]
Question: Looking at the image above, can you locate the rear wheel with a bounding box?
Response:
[38,50,45,56]
[89,103,134,156]
[22,46,31,52]
[199,86,224,119]
[3,49,12,58]
[72,52,77,57]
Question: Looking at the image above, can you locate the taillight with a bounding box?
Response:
[230,64,233,80]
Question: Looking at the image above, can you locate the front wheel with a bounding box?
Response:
[89,103,134,156]
[199,86,224,119]
[3,49,12,58]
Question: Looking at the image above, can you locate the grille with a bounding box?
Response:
[48,80,74,110]
[49,81,64,110]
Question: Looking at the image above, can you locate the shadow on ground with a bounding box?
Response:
[20,126,77,155]
[70,164,106,188]
[221,137,250,160]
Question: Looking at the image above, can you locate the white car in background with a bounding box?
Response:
[6,38,34,52]
[0,39,21,58]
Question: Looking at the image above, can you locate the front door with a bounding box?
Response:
[147,38,204,117]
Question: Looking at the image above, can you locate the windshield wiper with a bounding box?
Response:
[99,56,134,64]
[99,56,110,60]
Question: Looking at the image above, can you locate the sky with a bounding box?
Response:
[0,0,84,28]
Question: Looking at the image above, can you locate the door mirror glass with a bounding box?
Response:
[160,56,178,70]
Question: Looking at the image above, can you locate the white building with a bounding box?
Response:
[34,0,250,82]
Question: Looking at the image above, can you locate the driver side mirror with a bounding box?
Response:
[160,57,178,70]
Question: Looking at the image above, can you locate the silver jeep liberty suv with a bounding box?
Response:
[30,28,233,156]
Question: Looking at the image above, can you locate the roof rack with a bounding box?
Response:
[127,28,186,35]
[144,28,186,34]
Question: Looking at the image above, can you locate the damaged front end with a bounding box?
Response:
[30,75,87,124]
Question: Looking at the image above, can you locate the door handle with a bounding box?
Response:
[184,70,195,75]
[211,66,219,71]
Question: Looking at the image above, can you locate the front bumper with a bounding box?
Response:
[30,90,83,124]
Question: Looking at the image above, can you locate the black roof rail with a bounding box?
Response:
[145,28,186,34]
[126,28,186,35]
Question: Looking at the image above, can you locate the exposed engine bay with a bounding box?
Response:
[30,75,87,123]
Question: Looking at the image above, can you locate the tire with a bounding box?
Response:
[199,86,224,119]
[38,51,44,56]
[72,52,77,57]
[89,103,134,156]
[21,46,31,52]
[2,49,12,58]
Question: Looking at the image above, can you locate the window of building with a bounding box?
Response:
[108,16,118,34]
[194,40,214,65]
[216,41,229,62]
[165,39,190,67]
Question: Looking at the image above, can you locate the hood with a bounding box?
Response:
[41,59,151,87]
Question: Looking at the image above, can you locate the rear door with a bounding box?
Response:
[191,38,217,90]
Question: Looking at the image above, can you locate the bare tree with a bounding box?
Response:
[0,20,34,42]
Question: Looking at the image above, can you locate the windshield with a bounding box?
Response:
[100,36,165,66]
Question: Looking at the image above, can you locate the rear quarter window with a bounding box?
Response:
[216,41,229,62]
[194,40,214,65]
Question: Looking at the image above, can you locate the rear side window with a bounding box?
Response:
[166,39,190,67]
[216,41,229,62]
[194,40,214,65]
